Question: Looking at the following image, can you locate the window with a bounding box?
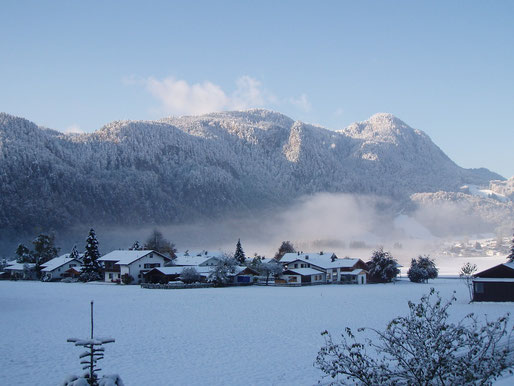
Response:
[109,273,113,279]
[294,264,298,268]
[475,282,484,294]
[144,263,160,269]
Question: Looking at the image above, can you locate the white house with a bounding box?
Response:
[99,250,171,284]
[280,252,368,284]
[41,254,81,281]
[281,268,326,285]
[4,262,36,279]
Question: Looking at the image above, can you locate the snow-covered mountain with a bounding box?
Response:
[0,110,504,236]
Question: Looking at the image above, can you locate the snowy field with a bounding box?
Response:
[1,279,513,386]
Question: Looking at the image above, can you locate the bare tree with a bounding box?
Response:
[460,262,478,302]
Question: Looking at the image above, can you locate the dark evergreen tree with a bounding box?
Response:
[234,239,246,264]
[144,229,177,258]
[15,243,33,263]
[32,234,59,277]
[367,248,400,283]
[69,245,80,261]
[408,255,438,283]
[508,234,514,262]
[80,229,102,282]
[274,241,295,260]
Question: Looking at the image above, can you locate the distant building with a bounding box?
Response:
[473,262,514,302]
[41,254,81,281]
[280,252,368,284]
[99,250,171,284]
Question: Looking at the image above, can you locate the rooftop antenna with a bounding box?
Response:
[67,301,115,385]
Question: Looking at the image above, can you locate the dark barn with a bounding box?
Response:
[473,262,514,302]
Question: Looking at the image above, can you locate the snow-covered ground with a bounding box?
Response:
[1,279,513,385]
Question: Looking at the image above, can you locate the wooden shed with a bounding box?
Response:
[473,262,514,302]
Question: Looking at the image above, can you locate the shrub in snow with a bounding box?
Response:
[257,260,283,285]
[459,262,477,302]
[121,274,134,285]
[367,248,399,283]
[180,267,202,284]
[316,289,513,385]
[208,256,237,286]
[407,255,438,283]
[62,374,124,386]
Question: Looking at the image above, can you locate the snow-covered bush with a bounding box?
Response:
[407,255,438,283]
[208,256,237,286]
[180,267,201,284]
[62,373,124,386]
[367,248,399,283]
[316,289,513,385]
[121,274,134,285]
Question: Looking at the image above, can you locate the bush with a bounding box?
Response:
[367,248,399,283]
[121,274,134,285]
[408,255,438,283]
[316,289,512,385]
[180,267,201,284]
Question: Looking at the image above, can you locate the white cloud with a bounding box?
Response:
[141,75,273,116]
[289,93,311,112]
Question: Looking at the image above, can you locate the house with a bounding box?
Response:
[40,254,81,281]
[233,266,259,284]
[281,268,326,285]
[172,250,223,267]
[144,266,212,284]
[473,261,514,302]
[99,250,171,284]
[4,262,36,280]
[280,252,368,284]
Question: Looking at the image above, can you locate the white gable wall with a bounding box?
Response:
[124,252,167,284]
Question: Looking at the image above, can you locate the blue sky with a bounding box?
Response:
[1,0,513,177]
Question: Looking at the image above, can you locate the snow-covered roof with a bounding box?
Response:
[284,268,324,276]
[146,266,213,276]
[503,262,514,270]
[41,255,80,272]
[340,269,366,275]
[99,250,169,265]
[473,278,514,283]
[172,255,221,266]
[281,253,362,269]
[4,262,35,271]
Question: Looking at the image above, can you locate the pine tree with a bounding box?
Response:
[234,239,246,264]
[69,245,80,260]
[508,233,514,262]
[80,229,102,282]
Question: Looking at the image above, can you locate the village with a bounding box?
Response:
[2,229,514,302]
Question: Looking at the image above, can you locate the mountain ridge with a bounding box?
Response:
[0,110,505,238]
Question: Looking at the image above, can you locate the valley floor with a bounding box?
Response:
[1,279,513,385]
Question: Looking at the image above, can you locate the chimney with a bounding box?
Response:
[305,255,309,260]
